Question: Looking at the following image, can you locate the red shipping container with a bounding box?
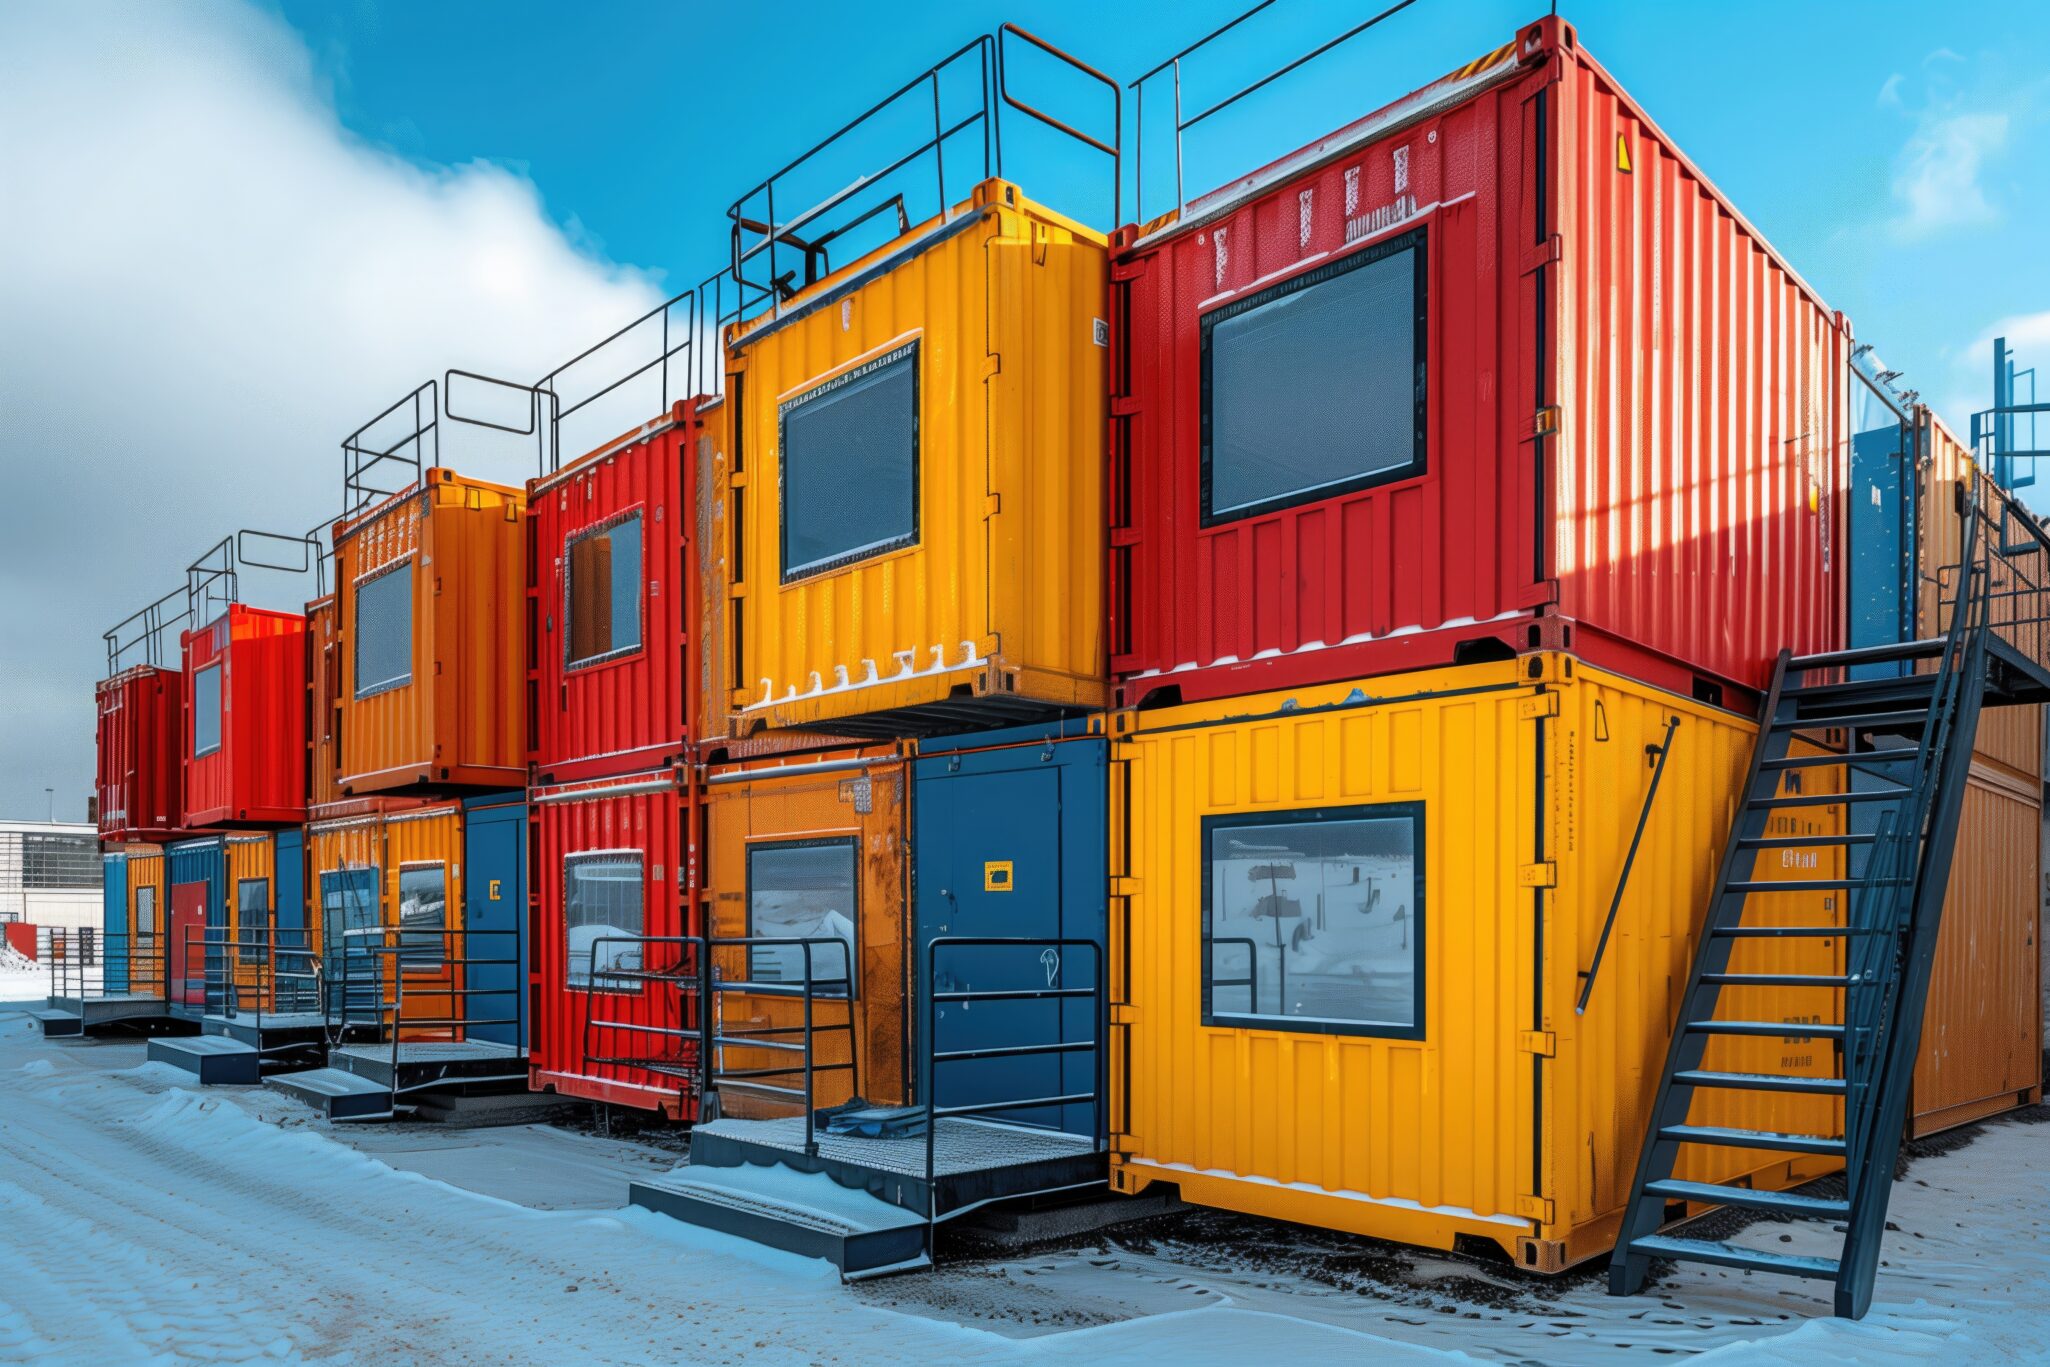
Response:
[528,401,704,785]
[529,767,703,1120]
[181,604,309,828]
[1111,17,1848,708]
[96,666,186,843]
[305,594,342,808]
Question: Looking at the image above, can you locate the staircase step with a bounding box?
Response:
[1738,833,1878,849]
[630,1165,930,1281]
[1643,1178,1851,1218]
[1724,877,1905,894]
[1657,1124,1846,1156]
[265,1066,394,1121]
[1672,1070,1847,1095]
[1700,972,1854,988]
[147,1035,262,1086]
[1750,789,1906,810]
[1627,1233,1841,1280]
[1685,1019,1846,1039]
[1783,681,1936,702]
[1760,747,1920,770]
[1789,640,1947,670]
[1788,708,1931,731]
[1711,925,1875,938]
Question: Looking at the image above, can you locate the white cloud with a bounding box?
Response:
[1888,109,2008,239]
[0,0,665,817]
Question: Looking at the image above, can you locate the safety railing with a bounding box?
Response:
[103,585,191,674]
[704,936,858,1156]
[340,378,441,521]
[186,527,325,625]
[1937,472,2050,679]
[726,24,1119,325]
[326,926,525,1071]
[579,934,711,1110]
[190,925,323,1030]
[1130,0,1451,222]
[921,937,1107,1219]
[48,935,150,1003]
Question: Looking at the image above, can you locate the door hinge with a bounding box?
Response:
[1532,404,1563,437]
[1112,1132,1143,1154]
[728,470,749,489]
[1515,1193,1556,1223]
[981,354,1002,380]
[1518,1029,1556,1057]
[1517,693,1560,721]
[1518,861,1557,888]
[1110,875,1142,898]
[1111,1003,1141,1025]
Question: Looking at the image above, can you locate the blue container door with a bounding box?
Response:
[102,855,130,993]
[321,868,383,1026]
[272,830,312,1013]
[912,737,1106,1136]
[463,798,528,1049]
[1848,376,1916,678]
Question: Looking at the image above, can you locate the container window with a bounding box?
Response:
[354,560,414,698]
[779,343,919,581]
[564,852,645,991]
[134,885,158,956]
[1201,228,1427,525]
[24,834,98,888]
[236,878,270,965]
[1201,802,1424,1038]
[396,864,447,971]
[565,511,644,668]
[744,837,858,995]
[192,663,223,757]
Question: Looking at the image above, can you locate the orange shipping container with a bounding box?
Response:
[334,469,527,794]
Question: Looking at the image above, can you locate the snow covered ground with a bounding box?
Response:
[1,993,2045,1365]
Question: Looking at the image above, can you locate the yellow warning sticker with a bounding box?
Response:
[1617,133,1633,174]
[984,861,1014,892]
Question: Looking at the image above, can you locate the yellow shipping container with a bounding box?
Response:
[716,178,1108,737]
[125,846,166,997]
[223,834,274,1009]
[307,802,466,1035]
[1109,655,1850,1270]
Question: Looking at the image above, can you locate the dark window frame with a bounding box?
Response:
[191,662,224,758]
[563,506,647,673]
[743,835,860,997]
[235,877,270,966]
[1198,226,1429,529]
[134,884,159,955]
[562,849,646,994]
[777,341,921,584]
[395,860,448,973]
[352,556,416,700]
[1199,800,1426,1041]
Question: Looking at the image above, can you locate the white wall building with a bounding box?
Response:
[0,819,101,931]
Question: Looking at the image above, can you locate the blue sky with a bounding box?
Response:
[273,0,2050,437]
[3,0,2048,818]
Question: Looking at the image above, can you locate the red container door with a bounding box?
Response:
[169,882,206,1006]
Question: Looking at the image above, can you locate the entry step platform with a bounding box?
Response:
[265,1066,395,1121]
[148,1035,261,1086]
[630,1164,931,1280]
[44,993,187,1036]
[689,1115,1106,1224]
[34,1010,83,1039]
[330,1041,528,1096]
[201,1012,333,1060]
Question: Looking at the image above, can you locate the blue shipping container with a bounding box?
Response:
[462,792,528,1049]
[102,851,129,993]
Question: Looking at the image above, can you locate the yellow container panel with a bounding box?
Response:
[126,849,166,997]
[723,180,1108,734]
[225,834,276,1011]
[336,470,527,793]
[704,749,909,1115]
[1112,656,1845,1266]
[309,803,466,1036]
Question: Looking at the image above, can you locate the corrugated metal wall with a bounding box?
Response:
[96,666,185,842]
[724,183,1108,734]
[183,605,307,828]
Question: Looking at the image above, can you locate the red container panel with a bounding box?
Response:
[529,402,701,784]
[529,769,700,1119]
[182,604,308,828]
[1111,17,1846,707]
[96,666,186,842]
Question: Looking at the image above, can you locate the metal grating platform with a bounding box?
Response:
[693,1116,1094,1179]
[334,1042,523,1065]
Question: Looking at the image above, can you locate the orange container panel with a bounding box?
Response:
[703,746,909,1116]
[335,469,527,795]
[1111,656,1845,1269]
[125,848,167,998]
[224,834,276,1010]
[306,596,342,807]
[1910,759,2044,1136]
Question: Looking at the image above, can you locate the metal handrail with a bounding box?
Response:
[578,935,710,1110]
[185,527,323,626]
[103,585,192,673]
[727,25,1119,326]
[920,936,1107,1230]
[1129,0,1431,222]
[1576,714,1681,1014]
[704,935,859,1156]
[339,378,439,522]
[326,926,525,1082]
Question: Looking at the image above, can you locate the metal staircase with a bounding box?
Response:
[1610,477,2050,1317]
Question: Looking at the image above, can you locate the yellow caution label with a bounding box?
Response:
[984,860,1014,892]
[1617,133,1633,174]
[488,879,501,901]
